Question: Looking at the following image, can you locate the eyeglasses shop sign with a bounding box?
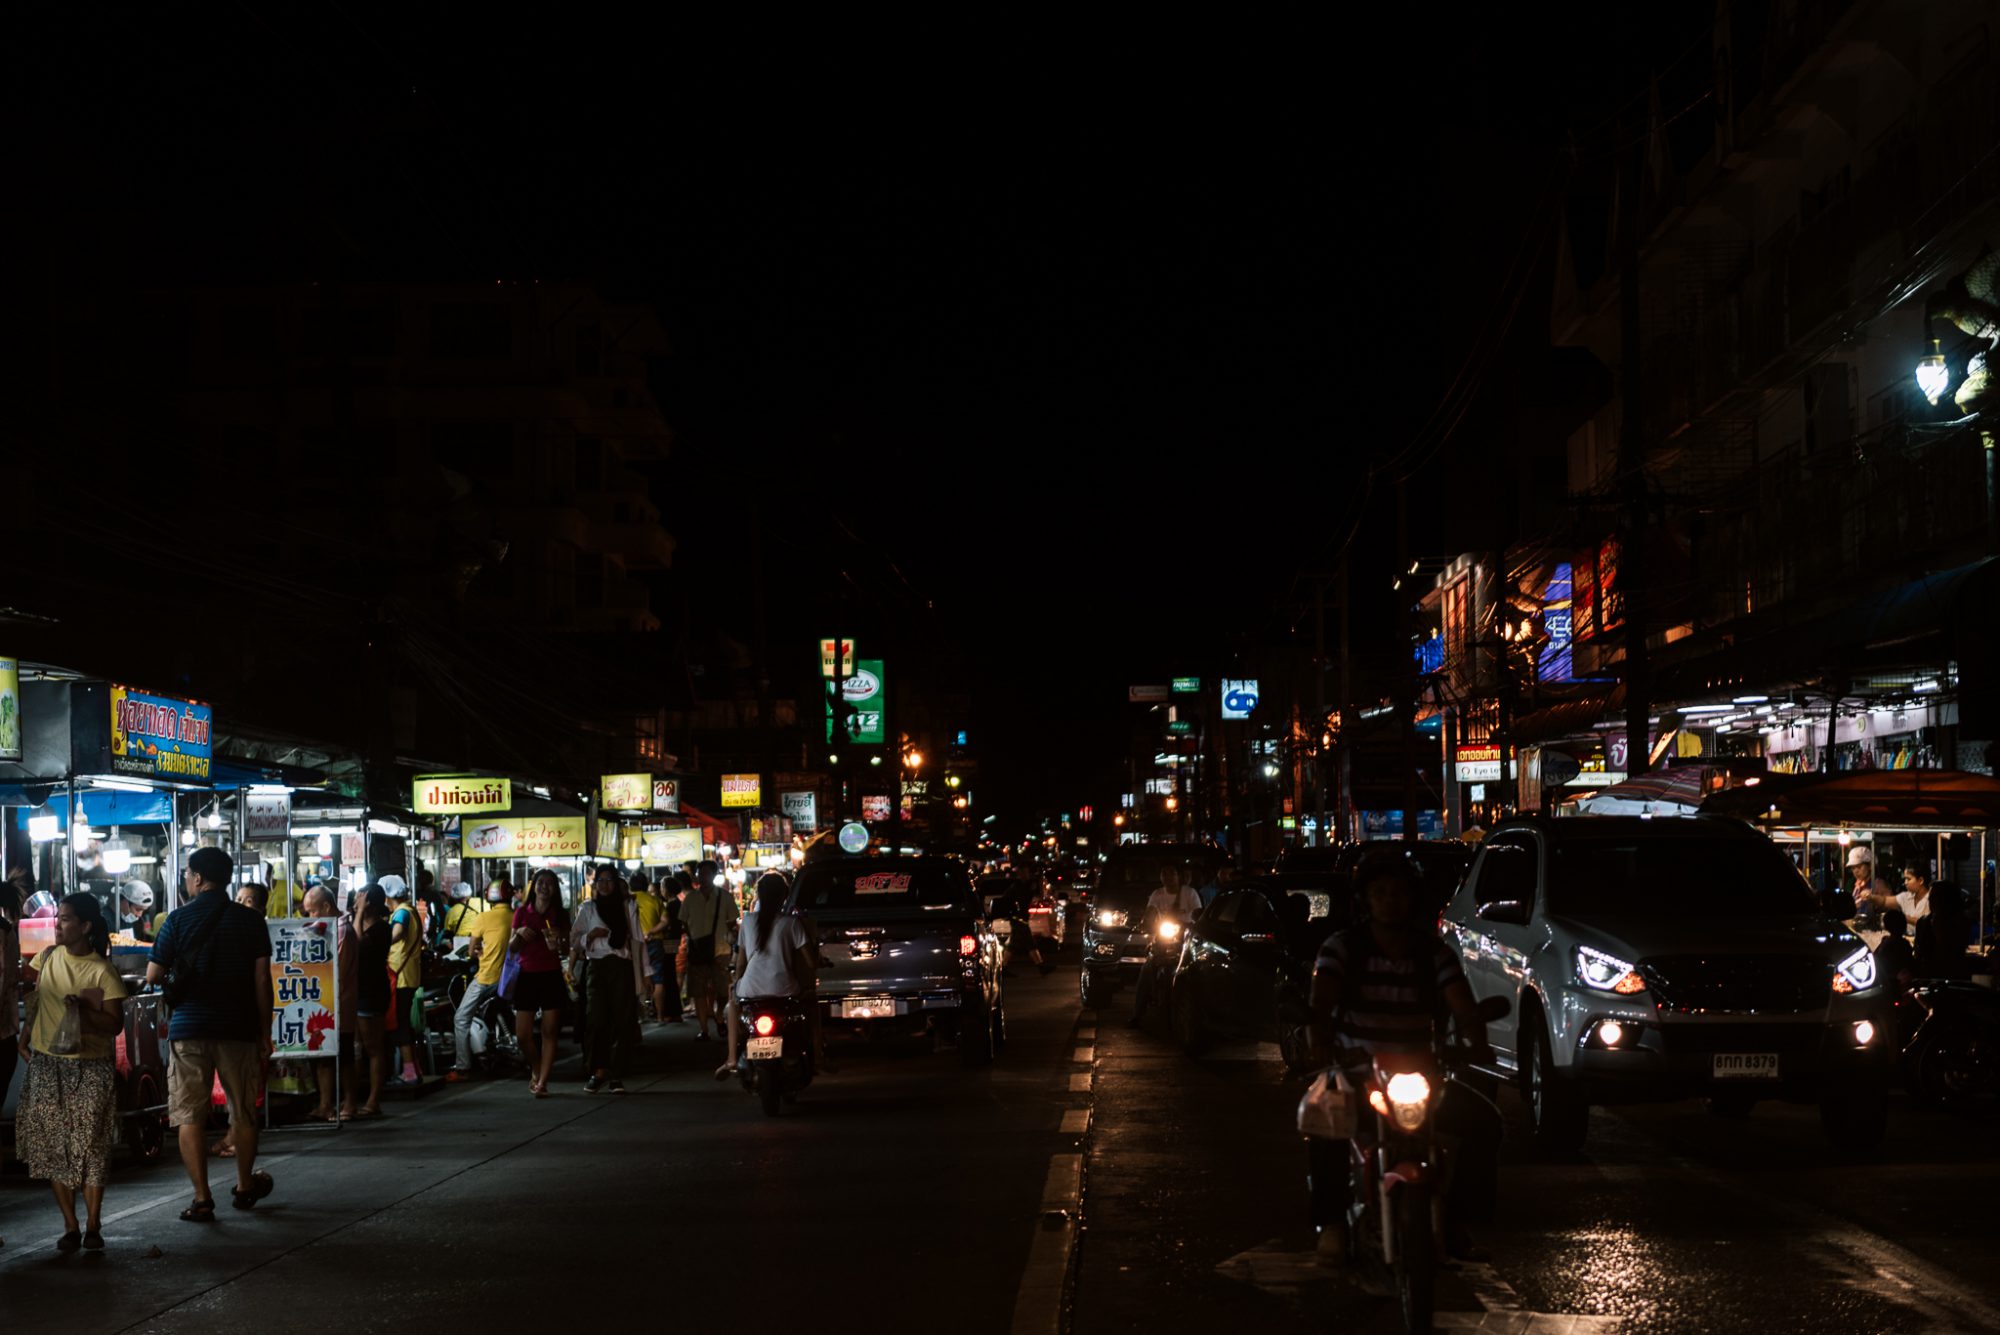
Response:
[1454,745,1504,783]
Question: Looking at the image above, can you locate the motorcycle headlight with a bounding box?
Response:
[1156,919,1182,943]
[1833,946,1877,994]
[1576,946,1645,995]
[1383,1071,1432,1131]
[1096,909,1128,929]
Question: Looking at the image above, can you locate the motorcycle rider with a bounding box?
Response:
[720,872,820,1081]
[1127,863,1201,1027]
[1306,846,1495,1265]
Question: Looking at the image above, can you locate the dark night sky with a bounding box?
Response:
[20,5,1704,822]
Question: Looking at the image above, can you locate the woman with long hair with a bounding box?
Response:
[511,870,573,1096]
[727,872,820,1078]
[345,884,391,1119]
[573,866,648,1093]
[16,893,129,1251]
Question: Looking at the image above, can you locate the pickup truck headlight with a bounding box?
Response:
[1575,946,1645,995]
[1832,946,1877,994]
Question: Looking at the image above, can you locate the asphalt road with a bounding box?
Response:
[6,956,1999,1335]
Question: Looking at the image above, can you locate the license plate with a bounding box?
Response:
[842,997,896,1019]
[746,1036,782,1059]
[1713,1053,1780,1079]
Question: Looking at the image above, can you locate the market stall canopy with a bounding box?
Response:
[1700,770,2000,827]
[1574,765,1708,816]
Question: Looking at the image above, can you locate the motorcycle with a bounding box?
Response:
[735,993,816,1116]
[1131,911,1185,1023]
[1903,980,2000,1109]
[1308,996,1509,1334]
[441,944,520,1074]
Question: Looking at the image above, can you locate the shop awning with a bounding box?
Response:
[1574,765,1706,816]
[9,788,175,824]
[1513,685,1625,746]
[1701,769,2000,827]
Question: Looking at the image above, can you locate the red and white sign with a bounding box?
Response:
[1455,744,1504,784]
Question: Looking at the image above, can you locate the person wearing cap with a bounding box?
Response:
[1846,846,1894,924]
[381,875,425,1086]
[437,881,483,951]
[118,881,157,943]
[447,881,518,1083]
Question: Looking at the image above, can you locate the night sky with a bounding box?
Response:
[19,5,1706,823]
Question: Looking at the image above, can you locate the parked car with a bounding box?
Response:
[1081,843,1230,1010]
[1166,877,1334,1067]
[792,856,1007,1066]
[1441,815,1895,1151]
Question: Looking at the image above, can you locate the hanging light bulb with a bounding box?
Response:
[180,826,196,848]
[206,807,223,830]
[316,831,333,857]
[1916,338,1950,405]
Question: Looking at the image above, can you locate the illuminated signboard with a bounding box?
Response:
[463,816,586,859]
[600,773,651,811]
[110,684,212,782]
[720,774,761,808]
[1540,562,1574,683]
[413,775,512,815]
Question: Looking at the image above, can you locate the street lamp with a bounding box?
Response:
[1917,338,1951,405]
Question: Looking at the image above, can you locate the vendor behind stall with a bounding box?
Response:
[1848,846,1897,925]
[117,882,156,944]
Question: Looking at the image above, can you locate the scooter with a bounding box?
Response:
[735,994,816,1116]
[1903,980,2000,1109]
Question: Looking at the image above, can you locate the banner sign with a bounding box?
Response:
[245,792,291,841]
[720,774,761,808]
[642,826,702,865]
[825,659,887,744]
[269,917,338,1058]
[1170,677,1201,695]
[819,638,857,679]
[463,816,586,859]
[413,775,511,815]
[1220,678,1260,720]
[600,773,651,811]
[781,791,818,832]
[110,684,212,782]
[0,656,18,762]
[861,793,891,822]
[652,778,680,812]
[1454,744,1504,784]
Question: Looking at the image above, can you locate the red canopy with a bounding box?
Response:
[677,801,742,844]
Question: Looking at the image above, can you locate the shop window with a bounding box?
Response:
[429,302,512,360]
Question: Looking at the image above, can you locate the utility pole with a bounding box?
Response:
[1397,481,1419,843]
[1338,557,1353,844]
[1313,576,1328,848]
[1619,102,1654,779]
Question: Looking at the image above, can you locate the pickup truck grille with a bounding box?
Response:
[1639,955,1831,1015]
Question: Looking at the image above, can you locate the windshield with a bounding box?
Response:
[1096,849,1227,909]
[793,860,970,912]
[1549,835,1815,918]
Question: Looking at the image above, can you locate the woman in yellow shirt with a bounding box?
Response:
[17,893,129,1252]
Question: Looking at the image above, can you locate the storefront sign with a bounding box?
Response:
[269,918,338,1058]
[838,821,870,854]
[600,773,651,811]
[642,826,702,865]
[861,793,891,822]
[720,774,761,808]
[463,816,586,859]
[652,778,680,812]
[245,792,291,841]
[781,791,818,832]
[825,659,888,744]
[412,775,512,815]
[1220,678,1260,720]
[1171,677,1201,695]
[0,656,19,762]
[110,684,212,782]
[1128,684,1170,702]
[1539,562,1575,683]
[820,638,857,679]
[1455,744,1503,784]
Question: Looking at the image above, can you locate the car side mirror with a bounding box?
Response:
[1475,899,1531,926]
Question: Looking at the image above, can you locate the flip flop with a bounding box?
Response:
[210,1142,238,1159]
[348,1107,382,1120]
[231,1171,274,1210]
[179,1200,217,1223]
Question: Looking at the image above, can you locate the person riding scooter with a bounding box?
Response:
[1306,846,1497,1265]
[1127,865,1201,1028]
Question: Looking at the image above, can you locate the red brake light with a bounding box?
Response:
[753,1014,777,1037]
[959,934,978,957]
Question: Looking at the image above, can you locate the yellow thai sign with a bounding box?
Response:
[600,773,651,811]
[413,775,512,815]
[720,774,761,808]
[463,816,585,859]
[643,826,703,865]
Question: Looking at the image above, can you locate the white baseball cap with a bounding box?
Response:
[1845,845,1874,868]
[120,881,156,910]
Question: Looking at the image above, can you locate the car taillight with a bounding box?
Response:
[753,1014,777,1037]
[959,935,978,957]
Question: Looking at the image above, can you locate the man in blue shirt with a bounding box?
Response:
[146,846,275,1220]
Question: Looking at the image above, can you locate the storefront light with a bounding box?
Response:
[1916,339,1950,405]
[367,818,403,836]
[316,831,333,857]
[181,827,197,847]
[102,842,133,875]
[90,777,155,794]
[206,809,223,830]
[28,814,60,842]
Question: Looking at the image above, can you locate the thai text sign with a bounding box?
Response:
[1454,744,1504,784]
[643,826,703,865]
[245,792,291,841]
[463,816,586,859]
[601,773,651,811]
[652,778,680,812]
[781,791,818,832]
[413,775,512,815]
[720,774,761,808]
[110,684,212,781]
[268,918,338,1058]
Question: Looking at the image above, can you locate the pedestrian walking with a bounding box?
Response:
[381,875,425,1085]
[15,893,128,1251]
[302,886,350,1120]
[672,870,694,1017]
[144,846,275,1222]
[681,861,738,1042]
[631,872,674,1023]
[0,868,20,1248]
[573,867,648,1093]
[511,870,573,1097]
[348,884,392,1120]
[448,881,516,1082]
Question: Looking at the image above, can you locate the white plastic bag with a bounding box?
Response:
[50,997,84,1056]
[1297,1069,1359,1140]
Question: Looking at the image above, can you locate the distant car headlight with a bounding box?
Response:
[1096,909,1128,929]
[1833,946,1877,994]
[1575,946,1645,995]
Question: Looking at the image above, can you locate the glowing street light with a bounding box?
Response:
[1917,338,1950,405]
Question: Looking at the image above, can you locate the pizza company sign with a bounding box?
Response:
[463,816,585,859]
[413,776,512,815]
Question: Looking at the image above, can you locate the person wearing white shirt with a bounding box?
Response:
[1128,865,1200,1028]
[1895,864,1933,926]
[724,873,825,1080]
[572,868,650,1093]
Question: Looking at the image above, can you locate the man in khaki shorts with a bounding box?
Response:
[145,846,276,1221]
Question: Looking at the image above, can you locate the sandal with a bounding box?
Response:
[83,1230,104,1251]
[179,1200,217,1223]
[57,1230,82,1252]
[210,1140,238,1159]
[231,1171,274,1210]
[349,1106,382,1120]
